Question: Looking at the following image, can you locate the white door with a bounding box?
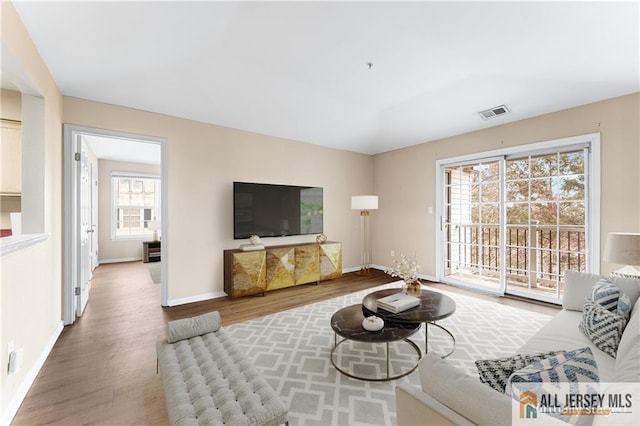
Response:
[91,161,99,271]
[77,145,92,316]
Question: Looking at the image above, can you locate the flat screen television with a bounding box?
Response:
[233,182,323,239]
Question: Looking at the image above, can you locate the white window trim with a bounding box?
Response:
[435,132,601,288]
[111,171,161,241]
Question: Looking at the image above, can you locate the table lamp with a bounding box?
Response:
[603,232,640,278]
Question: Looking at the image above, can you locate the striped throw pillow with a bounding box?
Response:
[592,278,631,320]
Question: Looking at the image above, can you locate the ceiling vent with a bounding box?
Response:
[479,105,511,120]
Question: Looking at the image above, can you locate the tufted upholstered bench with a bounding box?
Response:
[157,311,289,426]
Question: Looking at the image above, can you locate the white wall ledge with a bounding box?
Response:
[0,233,49,257]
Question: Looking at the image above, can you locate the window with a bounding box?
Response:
[112,172,160,239]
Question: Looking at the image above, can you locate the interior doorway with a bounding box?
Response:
[63,125,167,325]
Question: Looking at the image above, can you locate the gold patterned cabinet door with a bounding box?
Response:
[319,242,342,280]
[265,247,295,291]
[228,251,267,297]
[294,245,320,285]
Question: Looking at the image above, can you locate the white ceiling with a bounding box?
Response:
[11,1,640,155]
[82,134,161,165]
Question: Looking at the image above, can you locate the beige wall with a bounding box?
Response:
[1,2,64,421]
[98,159,161,262]
[63,97,374,303]
[373,93,640,277]
[0,89,22,120]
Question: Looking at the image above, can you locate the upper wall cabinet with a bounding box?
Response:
[0,119,22,195]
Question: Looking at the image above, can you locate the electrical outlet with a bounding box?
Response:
[390,250,395,257]
[8,348,23,374]
[428,206,433,214]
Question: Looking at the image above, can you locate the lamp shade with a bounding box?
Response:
[603,232,640,266]
[351,195,378,211]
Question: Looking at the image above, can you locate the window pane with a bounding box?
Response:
[481,203,500,224]
[131,180,143,193]
[530,154,557,178]
[144,180,155,193]
[481,182,500,202]
[119,179,130,193]
[506,203,528,224]
[530,178,552,201]
[480,162,500,182]
[506,180,529,201]
[531,202,557,225]
[559,151,584,175]
[559,202,585,225]
[553,175,585,200]
[506,158,529,180]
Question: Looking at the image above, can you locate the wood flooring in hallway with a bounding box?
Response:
[11,261,558,425]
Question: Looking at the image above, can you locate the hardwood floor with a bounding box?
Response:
[12,261,559,425]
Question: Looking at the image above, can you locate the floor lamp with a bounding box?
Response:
[603,232,640,278]
[351,195,378,275]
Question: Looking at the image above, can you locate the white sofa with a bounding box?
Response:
[395,271,640,426]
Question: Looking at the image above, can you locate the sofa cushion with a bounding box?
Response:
[475,350,564,393]
[518,309,616,380]
[167,311,222,343]
[563,271,640,312]
[579,299,627,358]
[419,353,511,425]
[614,298,640,382]
[592,278,631,320]
[506,347,599,395]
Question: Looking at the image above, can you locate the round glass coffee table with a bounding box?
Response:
[362,288,456,358]
[330,304,421,381]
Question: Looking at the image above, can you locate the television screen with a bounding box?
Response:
[233,182,323,239]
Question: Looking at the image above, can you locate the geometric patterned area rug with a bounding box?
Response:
[225,282,553,425]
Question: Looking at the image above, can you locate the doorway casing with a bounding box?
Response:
[63,124,168,325]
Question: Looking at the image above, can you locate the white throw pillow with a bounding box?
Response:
[563,270,601,311]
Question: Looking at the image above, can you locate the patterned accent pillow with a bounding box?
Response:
[579,298,628,357]
[592,277,631,320]
[475,351,565,393]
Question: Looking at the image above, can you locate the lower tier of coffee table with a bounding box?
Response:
[330,336,421,382]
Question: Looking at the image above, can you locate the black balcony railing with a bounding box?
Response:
[445,223,586,296]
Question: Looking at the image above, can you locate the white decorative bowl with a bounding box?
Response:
[362,316,384,331]
[316,233,327,244]
[249,235,261,245]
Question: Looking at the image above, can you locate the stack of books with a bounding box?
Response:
[376,293,421,313]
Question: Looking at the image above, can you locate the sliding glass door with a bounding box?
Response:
[443,159,504,294]
[439,138,595,303]
[504,150,588,301]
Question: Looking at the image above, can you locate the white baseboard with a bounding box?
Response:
[168,291,227,307]
[99,257,141,264]
[2,321,64,425]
